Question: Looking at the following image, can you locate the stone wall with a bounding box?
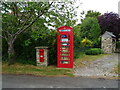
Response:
[101,31,116,54]
[112,38,116,52]
[101,37,113,53]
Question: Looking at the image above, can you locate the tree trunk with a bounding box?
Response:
[8,36,15,65]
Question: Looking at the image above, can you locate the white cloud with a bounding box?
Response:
[75,0,120,24]
[79,0,119,14]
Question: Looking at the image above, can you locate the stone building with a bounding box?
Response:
[101,31,116,54]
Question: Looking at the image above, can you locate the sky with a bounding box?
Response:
[78,0,120,14]
[75,0,120,24]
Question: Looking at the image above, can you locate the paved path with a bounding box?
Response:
[2,74,119,88]
[74,53,119,77]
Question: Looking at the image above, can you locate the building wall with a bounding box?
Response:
[101,36,113,53]
[112,38,116,52]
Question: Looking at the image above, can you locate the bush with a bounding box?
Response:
[81,37,93,47]
[116,41,120,49]
[85,48,103,55]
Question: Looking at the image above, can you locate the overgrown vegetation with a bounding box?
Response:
[85,48,103,55]
[116,41,120,49]
[111,63,120,77]
[80,17,101,46]
[2,62,74,76]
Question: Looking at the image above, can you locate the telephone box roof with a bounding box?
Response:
[57,26,72,30]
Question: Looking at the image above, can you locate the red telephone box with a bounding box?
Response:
[57,26,74,68]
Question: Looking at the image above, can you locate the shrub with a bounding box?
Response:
[116,41,120,49]
[85,48,103,55]
[81,37,93,47]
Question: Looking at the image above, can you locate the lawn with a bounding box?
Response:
[2,63,74,77]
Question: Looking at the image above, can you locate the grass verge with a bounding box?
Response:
[2,54,110,77]
[2,63,74,77]
[111,63,120,77]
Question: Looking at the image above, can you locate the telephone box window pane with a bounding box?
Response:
[61,42,69,45]
[61,61,70,64]
[61,57,69,60]
[61,53,69,56]
[61,35,67,38]
[61,45,69,48]
[61,39,68,42]
[61,46,69,50]
[61,50,69,53]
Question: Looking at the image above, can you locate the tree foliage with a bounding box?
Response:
[80,17,101,46]
[73,24,81,47]
[44,2,78,29]
[2,2,53,65]
[80,10,101,22]
[85,10,101,18]
[97,12,120,40]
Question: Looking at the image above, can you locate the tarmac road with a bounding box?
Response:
[2,74,119,88]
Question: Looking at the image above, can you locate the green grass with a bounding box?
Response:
[2,63,74,77]
[111,63,120,76]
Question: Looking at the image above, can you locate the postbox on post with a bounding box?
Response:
[57,26,74,68]
[35,46,49,66]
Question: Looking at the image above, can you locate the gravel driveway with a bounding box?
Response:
[74,53,119,77]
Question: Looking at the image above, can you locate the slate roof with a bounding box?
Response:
[102,31,116,38]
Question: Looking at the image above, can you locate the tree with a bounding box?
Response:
[80,17,101,46]
[97,12,120,40]
[44,1,78,29]
[1,2,53,65]
[85,10,101,18]
[80,10,101,22]
[73,24,81,47]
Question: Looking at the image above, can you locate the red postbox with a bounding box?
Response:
[57,26,74,68]
[39,49,44,62]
